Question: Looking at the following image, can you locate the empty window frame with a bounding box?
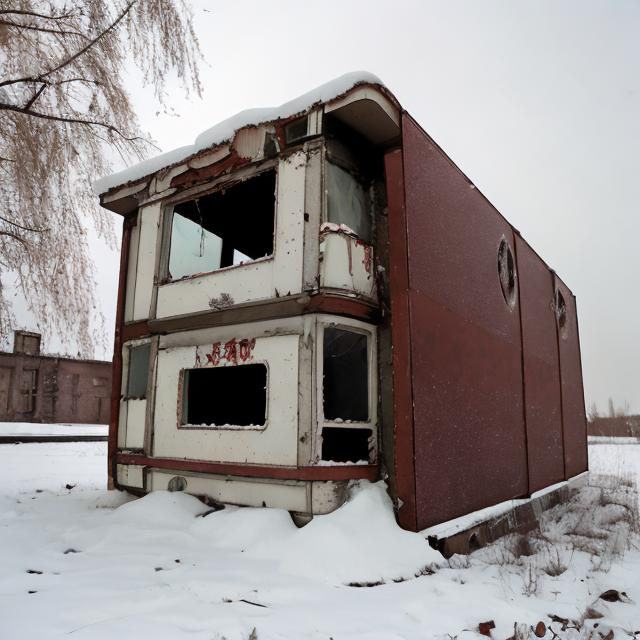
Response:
[181,364,267,427]
[125,343,151,400]
[321,426,372,463]
[323,327,369,422]
[167,170,276,280]
[326,162,372,243]
[14,331,41,356]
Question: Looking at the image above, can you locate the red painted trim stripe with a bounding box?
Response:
[116,453,379,482]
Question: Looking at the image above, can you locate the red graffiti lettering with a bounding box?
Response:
[239,338,256,362]
[223,338,237,364]
[206,342,221,366]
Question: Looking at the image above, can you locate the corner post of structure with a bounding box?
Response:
[384,145,417,531]
[108,213,136,489]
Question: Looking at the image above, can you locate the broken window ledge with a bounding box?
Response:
[179,423,268,431]
[161,254,275,287]
[315,459,372,466]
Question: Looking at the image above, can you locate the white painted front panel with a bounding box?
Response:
[125,399,146,449]
[319,233,376,300]
[153,333,300,465]
[119,338,152,451]
[132,202,161,321]
[149,470,308,511]
[155,152,306,319]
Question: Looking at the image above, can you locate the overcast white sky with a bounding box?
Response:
[87,0,638,414]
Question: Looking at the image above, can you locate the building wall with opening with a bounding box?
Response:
[99,76,587,536]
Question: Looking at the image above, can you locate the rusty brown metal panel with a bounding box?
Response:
[554,277,588,478]
[384,148,417,531]
[515,236,565,492]
[401,114,528,530]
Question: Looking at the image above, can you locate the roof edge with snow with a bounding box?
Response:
[94,71,396,196]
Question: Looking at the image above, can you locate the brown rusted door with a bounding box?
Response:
[515,237,565,491]
[400,114,528,530]
[554,277,588,478]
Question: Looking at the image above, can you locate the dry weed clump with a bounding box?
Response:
[474,468,639,600]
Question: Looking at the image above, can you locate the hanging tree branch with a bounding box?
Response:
[0,0,203,356]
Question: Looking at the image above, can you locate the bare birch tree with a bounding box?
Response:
[0,0,202,355]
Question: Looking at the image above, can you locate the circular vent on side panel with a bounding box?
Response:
[168,476,187,492]
[497,238,517,310]
[555,289,568,338]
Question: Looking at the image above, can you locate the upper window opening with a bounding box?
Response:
[284,117,308,145]
[323,327,369,422]
[497,239,517,309]
[14,331,41,356]
[182,364,267,427]
[168,170,276,281]
[326,162,372,244]
[555,289,568,334]
[126,343,150,400]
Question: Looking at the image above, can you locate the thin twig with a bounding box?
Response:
[0,1,136,89]
[0,101,144,142]
[0,214,48,234]
[0,19,87,38]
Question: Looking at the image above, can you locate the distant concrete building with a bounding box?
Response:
[0,330,111,424]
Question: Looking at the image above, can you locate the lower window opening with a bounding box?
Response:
[321,426,371,463]
[182,364,267,427]
[323,327,369,422]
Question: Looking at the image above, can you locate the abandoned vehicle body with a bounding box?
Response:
[97,72,588,535]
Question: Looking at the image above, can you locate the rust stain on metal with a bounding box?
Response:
[170,150,250,190]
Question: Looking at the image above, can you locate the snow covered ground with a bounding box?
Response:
[0,438,638,639]
[0,422,107,437]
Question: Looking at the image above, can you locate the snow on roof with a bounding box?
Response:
[94,71,385,195]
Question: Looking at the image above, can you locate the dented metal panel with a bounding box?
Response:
[515,236,565,492]
[402,114,528,530]
[319,232,376,299]
[554,277,588,478]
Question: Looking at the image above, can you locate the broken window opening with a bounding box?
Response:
[284,117,308,145]
[321,426,372,463]
[167,170,276,281]
[326,161,372,244]
[182,364,267,427]
[125,343,150,400]
[323,327,369,422]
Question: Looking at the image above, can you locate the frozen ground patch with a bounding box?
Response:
[0,436,639,639]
